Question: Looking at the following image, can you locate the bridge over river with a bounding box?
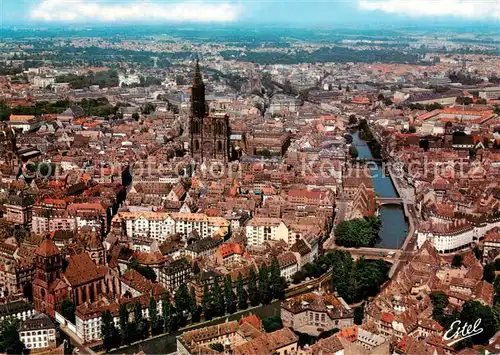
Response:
[376,196,403,206]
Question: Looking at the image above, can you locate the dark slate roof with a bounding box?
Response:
[20,313,55,331]
[452,134,474,146]
[198,269,223,282]
[61,105,85,118]
[290,239,311,256]
[185,237,220,254]
[163,258,190,275]
[0,300,33,318]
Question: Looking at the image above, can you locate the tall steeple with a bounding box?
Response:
[191,58,206,119]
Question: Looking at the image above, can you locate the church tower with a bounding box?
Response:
[190,59,205,161]
[189,59,230,162]
[33,237,65,316]
[191,59,206,120]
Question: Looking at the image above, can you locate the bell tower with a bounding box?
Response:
[33,237,63,316]
[190,58,205,161]
[189,59,230,162]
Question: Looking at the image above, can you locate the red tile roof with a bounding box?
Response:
[238,314,262,330]
[381,312,395,324]
[35,237,61,257]
[63,253,106,287]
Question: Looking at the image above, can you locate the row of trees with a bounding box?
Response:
[335,216,381,248]
[291,251,389,307]
[330,250,389,304]
[0,98,138,121]
[203,258,287,321]
[55,70,119,89]
[358,119,382,159]
[407,102,444,111]
[220,46,421,65]
[101,258,287,351]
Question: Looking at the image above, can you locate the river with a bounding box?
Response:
[113,131,405,354]
[111,302,281,354]
[351,131,409,249]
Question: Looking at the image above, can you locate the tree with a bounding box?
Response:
[0,318,24,355]
[142,103,156,115]
[334,217,381,248]
[192,262,200,275]
[493,302,500,330]
[175,283,191,319]
[212,279,225,317]
[292,270,305,284]
[224,276,236,314]
[138,265,157,282]
[248,269,260,307]
[348,114,358,125]
[133,301,147,340]
[161,299,170,332]
[270,257,286,300]
[175,75,185,86]
[451,254,463,268]
[262,316,283,332]
[60,298,76,323]
[457,301,496,348]
[283,79,293,95]
[473,246,483,261]
[132,112,140,121]
[119,303,130,345]
[408,126,417,133]
[349,146,359,159]
[101,310,120,351]
[23,283,33,302]
[331,251,355,303]
[494,276,500,303]
[484,262,496,283]
[189,287,201,323]
[236,273,248,310]
[430,291,449,322]
[202,285,214,320]
[209,343,224,352]
[162,299,177,333]
[149,296,162,336]
[354,303,364,325]
[259,264,272,305]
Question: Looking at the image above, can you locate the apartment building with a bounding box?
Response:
[19,313,57,350]
[245,217,289,246]
[113,212,229,244]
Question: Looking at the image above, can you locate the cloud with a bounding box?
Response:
[358,0,500,19]
[30,0,241,22]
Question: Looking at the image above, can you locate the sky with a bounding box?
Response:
[1,0,499,27]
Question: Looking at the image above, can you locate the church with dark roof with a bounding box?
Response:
[189,59,231,162]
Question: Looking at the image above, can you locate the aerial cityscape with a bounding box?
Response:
[0,0,499,354]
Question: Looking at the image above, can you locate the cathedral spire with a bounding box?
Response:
[191,57,206,119]
[194,57,204,87]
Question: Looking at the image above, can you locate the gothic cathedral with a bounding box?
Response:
[189,59,230,162]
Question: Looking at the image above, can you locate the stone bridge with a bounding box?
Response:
[376,197,404,206]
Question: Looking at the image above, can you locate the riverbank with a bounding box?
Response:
[351,131,408,249]
[108,301,281,354]
[109,269,333,354]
